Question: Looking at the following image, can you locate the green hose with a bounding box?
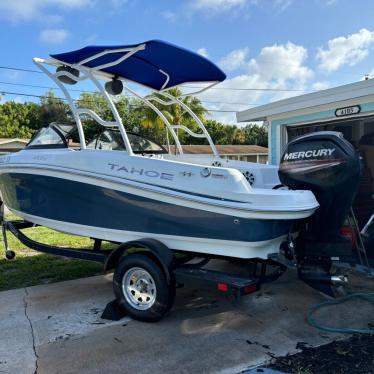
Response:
[307,292,374,334]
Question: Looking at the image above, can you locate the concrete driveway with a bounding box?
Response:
[1,268,373,374]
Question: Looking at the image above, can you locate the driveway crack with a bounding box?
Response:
[23,288,39,374]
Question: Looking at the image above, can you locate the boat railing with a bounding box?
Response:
[146,91,219,156]
[76,108,118,128]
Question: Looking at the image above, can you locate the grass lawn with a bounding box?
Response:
[0,212,113,292]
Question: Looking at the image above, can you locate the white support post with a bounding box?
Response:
[33,58,87,149]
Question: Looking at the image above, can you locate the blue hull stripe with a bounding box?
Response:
[2,162,245,203]
[0,173,291,242]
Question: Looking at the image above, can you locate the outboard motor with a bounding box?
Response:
[279,131,361,295]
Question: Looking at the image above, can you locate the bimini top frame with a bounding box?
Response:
[33,40,226,156]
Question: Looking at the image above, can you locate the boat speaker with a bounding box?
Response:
[105,79,123,95]
[56,66,79,85]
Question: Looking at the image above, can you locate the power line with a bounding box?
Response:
[0,65,311,93]
[0,80,85,93]
[0,90,240,113]
[0,90,128,106]
[200,100,259,106]
[183,85,309,92]
[206,109,237,113]
[0,80,135,97]
[0,66,42,74]
[0,91,48,100]
[0,80,261,106]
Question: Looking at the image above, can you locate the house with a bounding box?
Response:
[237,78,374,165]
[168,144,268,163]
[0,137,269,163]
[0,138,29,154]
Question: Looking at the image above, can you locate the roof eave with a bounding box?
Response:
[237,78,374,122]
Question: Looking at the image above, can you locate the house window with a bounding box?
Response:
[258,155,268,164]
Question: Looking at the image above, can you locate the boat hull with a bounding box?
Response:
[0,172,292,259]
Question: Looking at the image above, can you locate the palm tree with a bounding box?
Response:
[135,88,207,145]
[224,125,237,145]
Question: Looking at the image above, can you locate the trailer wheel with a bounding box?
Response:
[113,254,174,322]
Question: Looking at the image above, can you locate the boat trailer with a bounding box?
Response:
[2,205,372,322]
[1,215,288,321]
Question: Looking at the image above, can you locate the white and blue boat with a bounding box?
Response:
[0,40,319,259]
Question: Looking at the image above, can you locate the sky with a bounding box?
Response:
[1,0,374,123]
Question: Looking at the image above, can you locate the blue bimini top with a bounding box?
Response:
[50,39,226,91]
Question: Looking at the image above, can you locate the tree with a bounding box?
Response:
[134,87,207,145]
[24,102,42,131]
[204,119,228,144]
[76,92,142,141]
[232,127,246,144]
[243,124,268,147]
[0,101,36,138]
[39,91,71,126]
[223,125,237,144]
[0,90,268,148]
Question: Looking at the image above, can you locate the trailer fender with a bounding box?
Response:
[104,238,174,284]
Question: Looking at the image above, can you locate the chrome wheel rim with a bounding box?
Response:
[122,267,157,310]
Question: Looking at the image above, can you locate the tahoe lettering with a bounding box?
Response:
[108,163,174,181]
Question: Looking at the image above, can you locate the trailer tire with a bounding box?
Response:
[113,253,174,322]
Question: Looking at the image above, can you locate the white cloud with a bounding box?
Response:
[197,48,209,58]
[311,81,331,91]
[324,0,337,5]
[161,10,177,22]
[189,0,297,13]
[219,47,249,71]
[197,42,313,123]
[273,0,293,12]
[110,0,128,9]
[0,0,92,23]
[39,28,70,44]
[250,42,313,83]
[0,69,23,81]
[316,28,374,73]
[189,0,249,12]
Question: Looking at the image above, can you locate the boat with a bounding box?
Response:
[0,40,367,321]
[0,40,320,259]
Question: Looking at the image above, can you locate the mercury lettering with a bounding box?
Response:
[284,148,335,161]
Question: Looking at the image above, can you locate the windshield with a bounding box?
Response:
[26,123,76,149]
[87,130,167,154]
[27,125,167,154]
[27,126,66,148]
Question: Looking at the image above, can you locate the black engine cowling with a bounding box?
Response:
[279,131,360,295]
[278,131,361,296]
[279,131,360,242]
